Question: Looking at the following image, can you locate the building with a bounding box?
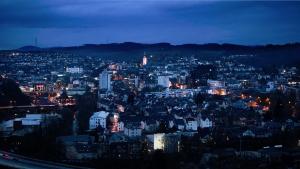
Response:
[207,79,227,95]
[118,121,124,131]
[199,117,213,128]
[207,79,225,88]
[65,87,86,96]
[158,74,171,88]
[124,123,142,138]
[185,118,198,131]
[99,69,112,91]
[56,135,97,160]
[66,67,83,74]
[142,53,147,65]
[154,133,165,150]
[33,83,46,92]
[89,111,110,130]
[164,133,181,153]
[20,114,44,126]
[146,133,180,153]
[0,113,59,137]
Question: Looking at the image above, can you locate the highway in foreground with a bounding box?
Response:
[0,150,93,169]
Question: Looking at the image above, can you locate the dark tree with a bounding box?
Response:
[60,107,73,135]
[0,78,31,106]
[127,92,135,105]
[194,93,205,106]
[269,90,292,121]
[76,91,97,132]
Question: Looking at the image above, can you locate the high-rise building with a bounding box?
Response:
[99,69,112,91]
[142,52,147,66]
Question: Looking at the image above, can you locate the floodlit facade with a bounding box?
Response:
[154,133,165,150]
[89,111,110,130]
[142,54,147,66]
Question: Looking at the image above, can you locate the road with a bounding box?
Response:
[0,105,56,110]
[0,150,93,169]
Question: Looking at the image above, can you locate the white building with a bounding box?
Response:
[124,123,142,137]
[199,118,213,128]
[158,74,171,88]
[146,133,181,153]
[89,111,110,130]
[207,79,225,88]
[99,69,112,91]
[153,133,165,150]
[66,67,83,74]
[242,129,255,137]
[20,114,44,126]
[185,118,198,131]
[142,54,148,66]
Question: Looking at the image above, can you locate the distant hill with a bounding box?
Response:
[18,45,42,52]
[11,42,300,67]
[16,42,300,52]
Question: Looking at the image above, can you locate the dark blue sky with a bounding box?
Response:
[1,0,300,49]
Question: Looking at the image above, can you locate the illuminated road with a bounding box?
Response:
[0,151,92,169]
[0,105,58,109]
[0,104,71,110]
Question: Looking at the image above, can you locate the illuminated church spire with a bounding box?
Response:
[142,52,147,66]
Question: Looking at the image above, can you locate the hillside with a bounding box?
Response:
[9,42,300,67]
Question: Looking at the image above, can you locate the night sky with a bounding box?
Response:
[1,0,300,49]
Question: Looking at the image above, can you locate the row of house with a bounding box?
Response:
[89,111,213,138]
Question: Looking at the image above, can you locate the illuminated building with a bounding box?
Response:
[248,100,258,108]
[65,87,86,96]
[185,118,198,131]
[20,85,33,93]
[33,83,46,92]
[199,117,213,128]
[110,114,119,132]
[147,133,181,153]
[158,74,171,88]
[99,69,112,91]
[124,123,142,137]
[142,53,147,65]
[154,133,165,150]
[207,88,227,95]
[207,79,225,88]
[66,67,83,74]
[207,79,227,95]
[89,111,110,130]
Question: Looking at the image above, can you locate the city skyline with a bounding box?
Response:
[1,1,300,49]
[1,1,300,168]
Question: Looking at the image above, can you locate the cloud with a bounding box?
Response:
[0,0,300,49]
